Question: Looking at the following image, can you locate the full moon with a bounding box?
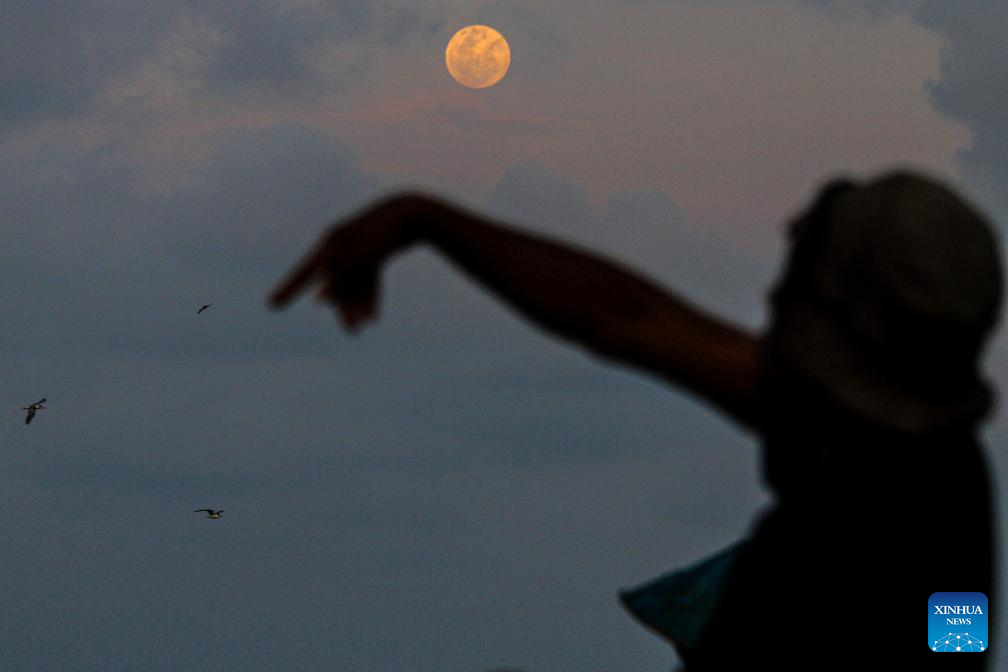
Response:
[445,25,510,89]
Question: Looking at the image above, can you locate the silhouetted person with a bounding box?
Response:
[270,171,1000,670]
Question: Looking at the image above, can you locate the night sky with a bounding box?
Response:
[3,2,1006,670]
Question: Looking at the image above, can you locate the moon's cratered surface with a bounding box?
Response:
[445,25,510,89]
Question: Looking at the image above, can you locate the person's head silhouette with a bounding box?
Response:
[764,171,1002,436]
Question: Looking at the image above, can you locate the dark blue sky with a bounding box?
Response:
[2,2,1006,670]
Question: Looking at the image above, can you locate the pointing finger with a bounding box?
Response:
[268,240,331,309]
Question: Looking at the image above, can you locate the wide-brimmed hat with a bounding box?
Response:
[767,171,1003,433]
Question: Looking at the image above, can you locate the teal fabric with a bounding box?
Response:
[619,541,746,655]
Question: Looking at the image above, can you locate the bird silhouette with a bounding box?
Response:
[21,398,46,425]
[194,509,223,519]
[197,304,212,314]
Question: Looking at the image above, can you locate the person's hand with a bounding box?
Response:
[268,194,423,330]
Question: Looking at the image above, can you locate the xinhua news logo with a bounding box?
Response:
[929,592,988,653]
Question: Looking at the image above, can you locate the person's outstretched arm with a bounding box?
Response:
[269,193,763,431]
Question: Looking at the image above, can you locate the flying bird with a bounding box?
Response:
[197,304,212,314]
[21,398,46,425]
[194,509,223,519]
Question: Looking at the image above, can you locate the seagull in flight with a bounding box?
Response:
[197,304,212,314]
[21,398,46,425]
[194,509,223,519]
